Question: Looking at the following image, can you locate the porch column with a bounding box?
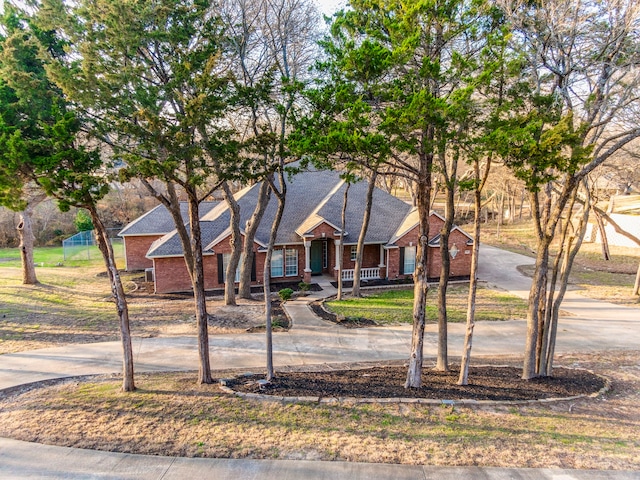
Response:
[334,239,341,280]
[303,240,312,283]
[379,244,387,279]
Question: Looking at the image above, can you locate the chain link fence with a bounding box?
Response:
[62,229,123,261]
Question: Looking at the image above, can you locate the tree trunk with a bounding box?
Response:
[593,209,610,261]
[222,181,242,306]
[16,191,47,285]
[523,178,578,379]
[186,194,212,384]
[436,153,457,372]
[538,185,582,375]
[263,173,285,381]
[523,240,551,379]
[405,152,433,389]
[634,261,640,297]
[239,181,270,299]
[352,171,377,297]
[87,205,135,392]
[459,156,490,385]
[545,188,590,375]
[139,180,212,383]
[17,208,39,285]
[337,183,350,301]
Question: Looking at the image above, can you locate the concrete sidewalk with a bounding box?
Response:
[1,437,637,480]
[0,245,638,478]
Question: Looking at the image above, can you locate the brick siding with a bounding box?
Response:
[123,235,161,271]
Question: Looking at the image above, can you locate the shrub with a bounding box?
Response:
[298,281,310,292]
[74,209,94,232]
[278,288,294,302]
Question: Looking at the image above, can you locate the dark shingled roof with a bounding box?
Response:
[146,168,417,258]
[118,202,218,237]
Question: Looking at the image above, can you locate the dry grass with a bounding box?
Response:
[0,265,270,354]
[0,351,637,469]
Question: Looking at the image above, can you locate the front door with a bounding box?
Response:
[310,240,323,275]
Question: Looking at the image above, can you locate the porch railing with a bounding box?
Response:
[341,267,380,281]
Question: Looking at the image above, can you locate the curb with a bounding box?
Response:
[219,366,611,408]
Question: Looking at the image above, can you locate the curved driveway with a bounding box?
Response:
[1,244,638,479]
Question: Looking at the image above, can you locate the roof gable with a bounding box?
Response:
[119,202,218,237]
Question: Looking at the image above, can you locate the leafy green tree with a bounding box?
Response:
[74,209,93,232]
[39,0,242,383]
[316,0,505,387]
[0,2,135,391]
[295,19,392,298]
[0,5,53,284]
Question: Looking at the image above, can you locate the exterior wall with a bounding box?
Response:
[153,257,189,293]
[388,224,421,280]
[307,222,338,240]
[123,235,161,271]
[341,244,382,269]
[208,235,269,287]
[386,218,472,280]
[152,213,473,293]
[427,230,472,279]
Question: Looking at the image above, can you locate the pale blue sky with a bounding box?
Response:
[315,0,347,17]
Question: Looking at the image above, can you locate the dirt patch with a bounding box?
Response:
[0,269,288,353]
[227,365,606,401]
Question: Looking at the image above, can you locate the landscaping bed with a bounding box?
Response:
[227,364,607,402]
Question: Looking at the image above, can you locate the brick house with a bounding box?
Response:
[123,168,473,293]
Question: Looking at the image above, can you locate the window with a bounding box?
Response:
[403,246,416,275]
[271,249,284,277]
[285,248,298,276]
[322,241,328,268]
[222,253,242,282]
[350,245,358,261]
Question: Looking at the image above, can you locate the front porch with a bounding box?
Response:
[341,267,381,281]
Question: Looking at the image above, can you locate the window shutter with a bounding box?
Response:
[217,254,224,284]
[251,255,256,282]
[399,247,405,275]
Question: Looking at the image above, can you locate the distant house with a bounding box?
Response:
[118,202,218,271]
[121,168,473,293]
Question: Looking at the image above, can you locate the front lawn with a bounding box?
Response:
[324,285,528,324]
[0,244,124,268]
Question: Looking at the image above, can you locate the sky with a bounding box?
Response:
[315,0,348,17]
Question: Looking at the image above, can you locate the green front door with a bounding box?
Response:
[310,240,323,275]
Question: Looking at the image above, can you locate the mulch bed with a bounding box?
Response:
[227,365,606,401]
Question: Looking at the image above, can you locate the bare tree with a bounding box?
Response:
[458,156,491,385]
[499,0,640,379]
[351,170,377,297]
[218,0,320,304]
